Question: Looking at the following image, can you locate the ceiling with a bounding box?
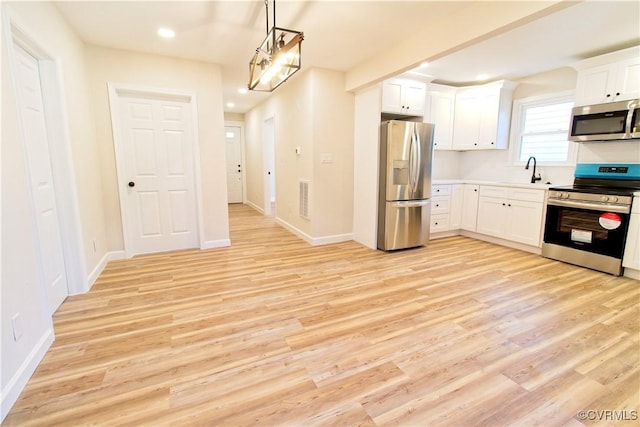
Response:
[54,1,640,113]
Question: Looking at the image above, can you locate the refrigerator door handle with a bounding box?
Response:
[414,125,421,195]
[409,124,420,196]
[390,200,430,208]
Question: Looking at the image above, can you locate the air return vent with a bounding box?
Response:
[299,180,310,219]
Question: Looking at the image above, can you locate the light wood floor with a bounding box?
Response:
[4,204,639,426]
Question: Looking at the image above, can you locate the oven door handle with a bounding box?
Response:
[547,198,631,214]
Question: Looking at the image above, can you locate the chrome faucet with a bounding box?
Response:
[525,156,541,184]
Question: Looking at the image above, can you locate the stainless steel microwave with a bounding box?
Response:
[569,99,639,142]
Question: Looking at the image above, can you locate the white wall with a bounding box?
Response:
[84,45,230,250]
[1,1,96,418]
[310,69,354,241]
[352,85,382,249]
[1,24,56,419]
[3,1,107,280]
[578,141,640,164]
[245,68,354,243]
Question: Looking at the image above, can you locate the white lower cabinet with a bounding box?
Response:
[430,183,546,248]
[476,185,545,247]
[429,184,475,235]
[430,185,452,233]
[461,184,479,231]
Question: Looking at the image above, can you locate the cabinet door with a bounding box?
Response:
[461,184,479,231]
[381,79,404,113]
[449,184,463,230]
[429,92,455,150]
[615,57,640,102]
[575,64,615,106]
[476,196,507,237]
[478,91,500,149]
[506,199,543,247]
[404,81,426,116]
[452,92,480,150]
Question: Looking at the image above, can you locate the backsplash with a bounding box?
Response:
[577,140,640,164]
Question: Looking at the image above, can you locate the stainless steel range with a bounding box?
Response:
[542,163,640,275]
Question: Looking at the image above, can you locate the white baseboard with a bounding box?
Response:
[275,217,353,246]
[1,328,54,422]
[245,200,264,214]
[201,239,231,250]
[459,230,542,255]
[83,250,126,294]
[624,268,640,280]
[312,233,354,245]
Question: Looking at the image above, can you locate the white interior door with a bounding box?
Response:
[225,126,243,203]
[118,95,198,255]
[263,117,276,215]
[13,44,68,313]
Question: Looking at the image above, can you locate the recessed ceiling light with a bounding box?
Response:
[238,88,248,95]
[226,102,235,108]
[157,28,175,39]
[476,73,489,81]
[420,62,429,68]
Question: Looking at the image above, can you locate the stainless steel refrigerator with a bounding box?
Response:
[378,120,435,251]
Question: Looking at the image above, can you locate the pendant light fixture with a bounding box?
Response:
[248,0,304,92]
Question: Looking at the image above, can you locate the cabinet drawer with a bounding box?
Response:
[431,196,450,213]
[432,185,451,196]
[508,187,545,203]
[431,214,449,232]
[479,185,508,199]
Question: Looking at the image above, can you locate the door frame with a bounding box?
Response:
[107,83,205,258]
[4,8,88,296]
[224,120,246,204]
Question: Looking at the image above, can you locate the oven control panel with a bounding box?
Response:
[548,191,632,213]
[575,163,640,180]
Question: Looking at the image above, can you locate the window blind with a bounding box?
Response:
[518,101,574,162]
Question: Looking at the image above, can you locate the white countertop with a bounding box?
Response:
[432,179,560,190]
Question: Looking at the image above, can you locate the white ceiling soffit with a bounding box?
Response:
[53,1,640,113]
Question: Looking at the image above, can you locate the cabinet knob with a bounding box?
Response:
[616,92,620,96]
[474,142,478,146]
[128,181,135,187]
[474,189,477,192]
[606,93,611,98]
[508,204,511,207]
[490,141,494,145]
[502,203,506,206]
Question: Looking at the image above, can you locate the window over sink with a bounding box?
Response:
[510,91,577,165]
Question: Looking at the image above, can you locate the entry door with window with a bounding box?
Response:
[13,44,68,313]
[117,95,198,255]
[225,126,243,203]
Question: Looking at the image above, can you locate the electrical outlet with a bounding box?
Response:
[11,313,23,341]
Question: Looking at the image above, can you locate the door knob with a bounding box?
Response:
[128,181,135,187]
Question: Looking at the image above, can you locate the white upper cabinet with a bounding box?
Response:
[574,46,640,106]
[425,84,455,150]
[381,78,426,116]
[451,80,516,150]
